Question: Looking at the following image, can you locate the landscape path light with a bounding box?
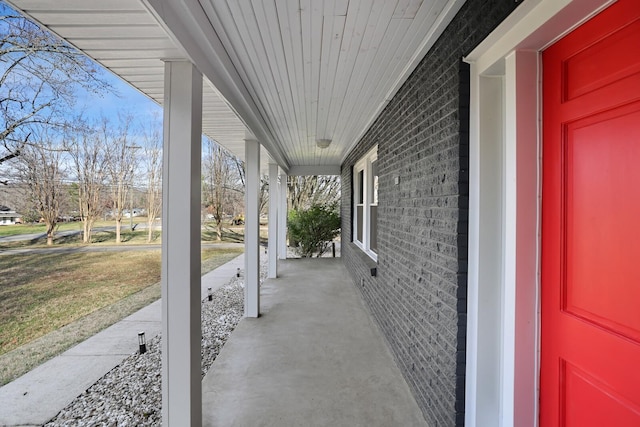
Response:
[208,287,213,301]
[138,331,146,354]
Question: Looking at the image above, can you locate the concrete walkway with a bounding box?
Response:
[0,254,245,427]
[201,258,428,426]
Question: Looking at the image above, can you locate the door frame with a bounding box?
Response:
[463,1,616,426]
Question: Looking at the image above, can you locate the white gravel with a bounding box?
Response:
[45,259,266,427]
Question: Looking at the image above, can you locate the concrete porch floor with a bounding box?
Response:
[202,258,428,426]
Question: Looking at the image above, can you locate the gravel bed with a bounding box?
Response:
[45,261,266,427]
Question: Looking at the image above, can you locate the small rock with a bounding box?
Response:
[45,256,267,426]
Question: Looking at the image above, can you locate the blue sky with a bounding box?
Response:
[0,0,162,128]
[75,69,162,125]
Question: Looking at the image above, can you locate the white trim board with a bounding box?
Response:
[287,165,341,176]
[463,1,615,426]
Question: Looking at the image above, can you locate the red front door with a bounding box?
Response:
[541,1,640,426]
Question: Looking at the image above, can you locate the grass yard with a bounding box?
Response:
[0,246,243,385]
[0,221,89,237]
[0,221,258,249]
[0,251,162,354]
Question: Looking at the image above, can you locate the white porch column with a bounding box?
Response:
[161,61,202,426]
[267,163,279,278]
[245,139,260,317]
[278,172,287,259]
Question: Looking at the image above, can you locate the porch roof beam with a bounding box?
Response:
[142,0,290,173]
[287,165,341,176]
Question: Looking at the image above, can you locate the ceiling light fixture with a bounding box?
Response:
[316,139,332,149]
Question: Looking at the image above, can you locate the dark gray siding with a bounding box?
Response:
[340,1,520,425]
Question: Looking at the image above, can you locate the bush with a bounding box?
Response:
[21,210,40,224]
[288,204,340,258]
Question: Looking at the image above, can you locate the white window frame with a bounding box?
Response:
[353,145,378,261]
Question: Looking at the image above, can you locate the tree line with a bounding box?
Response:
[0,2,342,247]
[0,3,245,246]
[5,114,162,246]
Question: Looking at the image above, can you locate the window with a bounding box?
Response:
[353,146,378,260]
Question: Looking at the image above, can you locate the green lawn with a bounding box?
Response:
[0,221,82,236]
[0,220,251,247]
[0,246,243,385]
[0,219,242,238]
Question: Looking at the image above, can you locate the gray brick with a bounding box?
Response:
[340,0,520,425]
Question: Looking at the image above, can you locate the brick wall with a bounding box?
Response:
[341,1,520,425]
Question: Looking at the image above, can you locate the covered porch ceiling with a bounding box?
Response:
[7,0,465,174]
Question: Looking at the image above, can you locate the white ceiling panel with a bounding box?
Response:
[50,25,169,39]
[27,11,158,26]
[191,0,464,167]
[14,0,144,10]
[7,0,466,172]
[67,38,176,51]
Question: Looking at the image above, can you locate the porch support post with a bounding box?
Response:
[161,61,202,426]
[278,172,288,259]
[267,163,279,278]
[245,139,260,317]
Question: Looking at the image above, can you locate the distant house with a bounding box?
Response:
[0,206,22,225]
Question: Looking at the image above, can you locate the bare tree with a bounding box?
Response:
[233,157,245,188]
[105,115,136,244]
[0,4,108,180]
[141,118,162,242]
[287,175,341,212]
[16,130,66,245]
[201,138,249,237]
[259,175,269,216]
[229,158,245,218]
[203,138,232,240]
[65,120,107,243]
